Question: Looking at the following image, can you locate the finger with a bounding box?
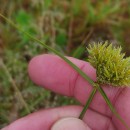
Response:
[112,88,130,130]
[28,54,96,96]
[28,54,120,116]
[51,117,91,130]
[2,106,115,130]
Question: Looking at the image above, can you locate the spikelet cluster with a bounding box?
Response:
[87,42,130,87]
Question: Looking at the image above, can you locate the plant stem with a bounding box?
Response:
[95,84,130,130]
[0,13,95,87]
[0,60,31,114]
[79,88,97,119]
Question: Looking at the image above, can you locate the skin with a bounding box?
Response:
[2,54,130,130]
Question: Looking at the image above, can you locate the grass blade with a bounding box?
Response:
[0,13,95,86]
[0,59,31,114]
[96,84,130,130]
[79,88,97,119]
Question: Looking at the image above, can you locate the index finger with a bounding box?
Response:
[28,54,122,116]
[28,54,96,96]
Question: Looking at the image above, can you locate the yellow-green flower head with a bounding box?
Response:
[87,42,130,87]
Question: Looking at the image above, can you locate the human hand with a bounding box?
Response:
[2,54,130,130]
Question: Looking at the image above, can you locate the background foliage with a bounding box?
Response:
[0,0,130,128]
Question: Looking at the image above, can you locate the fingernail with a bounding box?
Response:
[51,117,91,130]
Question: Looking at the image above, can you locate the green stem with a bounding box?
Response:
[96,85,130,130]
[0,60,31,114]
[79,88,97,119]
[0,14,95,87]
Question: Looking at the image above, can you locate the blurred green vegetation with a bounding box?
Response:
[0,0,130,128]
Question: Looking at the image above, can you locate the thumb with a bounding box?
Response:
[51,117,91,130]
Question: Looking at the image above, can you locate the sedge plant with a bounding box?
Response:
[79,43,130,128]
[0,13,130,130]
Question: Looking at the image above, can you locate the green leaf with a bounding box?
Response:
[56,33,67,47]
[72,46,85,58]
[15,10,32,26]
